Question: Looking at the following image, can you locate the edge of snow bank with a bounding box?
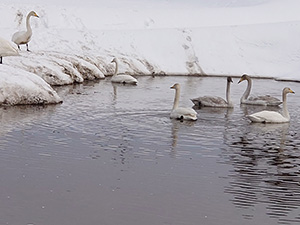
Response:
[0,65,62,105]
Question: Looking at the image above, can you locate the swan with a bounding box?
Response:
[170,83,197,121]
[238,74,282,106]
[191,77,234,108]
[247,87,294,123]
[0,37,19,64]
[111,57,138,84]
[12,11,39,51]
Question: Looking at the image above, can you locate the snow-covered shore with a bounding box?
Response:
[0,0,299,105]
[0,65,62,105]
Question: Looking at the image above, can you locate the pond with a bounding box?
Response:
[1,76,300,225]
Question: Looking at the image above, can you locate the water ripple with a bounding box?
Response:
[1,77,300,225]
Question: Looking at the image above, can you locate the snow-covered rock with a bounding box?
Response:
[0,65,62,105]
[5,51,105,85]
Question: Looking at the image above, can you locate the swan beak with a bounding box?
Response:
[290,89,295,94]
[238,78,244,84]
[34,13,39,18]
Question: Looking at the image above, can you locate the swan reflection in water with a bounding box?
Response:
[222,118,300,224]
[170,106,233,158]
[111,82,135,104]
[170,119,196,158]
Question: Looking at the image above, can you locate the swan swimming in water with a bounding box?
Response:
[111,57,138,84]
[0,37,19,64]
[170,83,197,121]
[238,74,282,106]
[247,87,294,123]
[12,11,39,51]
[191,77,234,108]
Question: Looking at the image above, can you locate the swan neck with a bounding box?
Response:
[113,61,118,76]
[282,92,289,119]
[226,80,232,105]
[173,87,180,110]
[241,77,251,102]
[26,14,32,32]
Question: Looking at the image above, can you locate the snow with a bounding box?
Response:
[0,0,300,105]
[0,65,62,105]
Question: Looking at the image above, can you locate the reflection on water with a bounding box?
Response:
[170,120,197,158]
[222,108,300,224]
[0,76,300,225]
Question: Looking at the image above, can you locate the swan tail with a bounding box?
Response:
[191,98,201,107]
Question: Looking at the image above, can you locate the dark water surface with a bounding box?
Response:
[1,76,300,225]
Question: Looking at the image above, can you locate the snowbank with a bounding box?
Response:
[0,0,300,92]
[6,51,105,85]
[0,65,62,105]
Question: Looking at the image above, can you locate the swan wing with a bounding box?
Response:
[191,96,229,108]
[247,110,288,123]
[111,74,137,84]
[247,95,282,106]
[12,31,31,45]
[170,107,197,121]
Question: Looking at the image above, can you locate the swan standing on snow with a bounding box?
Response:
[12,11,39,51]
[170,83,197,121]
[0,37,19,64]
[238,74,282,106]
[191,77,234,108]
[247,87,294,123]
[111,57,138,84]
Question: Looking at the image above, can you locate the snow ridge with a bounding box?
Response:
[0,65,62,105]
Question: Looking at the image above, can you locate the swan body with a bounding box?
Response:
[170,83,197,121]
[111,57,138,84]
[247,87,294,123]
[0,37,19,64]
[191,77,234,108]
[12,11,39,51]
[238,74,282,106]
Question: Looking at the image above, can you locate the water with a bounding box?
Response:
[0,76,300,225]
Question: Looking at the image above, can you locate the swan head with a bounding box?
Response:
[227,77,233,83]
[170,83,180,90]
[111,57,118,63]
[238,74,249,84]
[283,87,295,95]
[29,11,39,18]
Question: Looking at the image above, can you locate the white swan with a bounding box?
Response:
[238,74,282,106]
[247,87,294,123]
[0,37,19,64]
[12,11,39,51]
[191,77,234,108]
[170,83,197,121]
[111,57,138,84]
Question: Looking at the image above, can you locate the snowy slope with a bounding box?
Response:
[0,0,300,104]
[1,0,300,78]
